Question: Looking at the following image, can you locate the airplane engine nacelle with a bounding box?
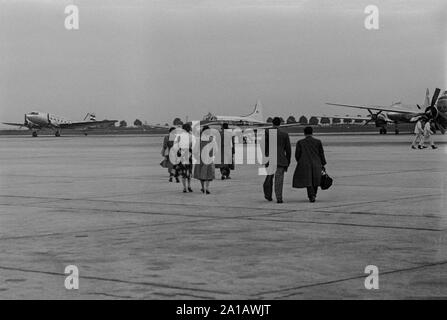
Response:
[374,114,387,127]
[437,97,447,114]
[425,106,438,119]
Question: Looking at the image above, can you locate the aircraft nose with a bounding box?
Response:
[26,114,37,121]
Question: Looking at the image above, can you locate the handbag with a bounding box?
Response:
[320,169,333,190]
[160,157,169,168]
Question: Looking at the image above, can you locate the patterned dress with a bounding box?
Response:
[173,132,193,179]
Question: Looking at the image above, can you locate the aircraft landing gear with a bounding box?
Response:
[55,131,61,137]
[32,131,38,137]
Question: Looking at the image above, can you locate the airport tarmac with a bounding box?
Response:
[0,133,446,299]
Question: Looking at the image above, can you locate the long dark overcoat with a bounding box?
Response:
[292,136,327,188]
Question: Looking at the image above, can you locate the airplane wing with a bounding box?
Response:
[251,122,305,130]
[59,120,118,129]
[144,124,172,129]
[2,122,26,127]
[326,103,419,115]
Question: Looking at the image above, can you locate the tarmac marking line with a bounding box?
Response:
[0,218,217,241]
[265,209,442,219]
[0,202,288,223]
[255,259,447,298]
[314,193,443,211]
[311,210,442,219]
[1,190,441,213]
[0,195,294,214]
[334,167,441,179]
[243,216,443,232]
[0,265,230,295]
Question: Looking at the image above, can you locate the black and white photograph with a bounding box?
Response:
[0,0,446,304]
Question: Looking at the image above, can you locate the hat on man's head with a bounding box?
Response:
[272,117,281,126]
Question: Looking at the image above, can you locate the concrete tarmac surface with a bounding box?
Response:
[0,134,446,299]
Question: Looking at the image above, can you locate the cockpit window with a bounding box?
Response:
[29,112,39,115]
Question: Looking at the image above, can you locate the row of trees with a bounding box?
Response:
[118,119,169,128]
[266,116,365,125]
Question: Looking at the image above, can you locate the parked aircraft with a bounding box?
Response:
[326,88,447,134]
[2,112,118,137]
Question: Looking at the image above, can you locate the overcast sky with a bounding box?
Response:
[0,0,446,126]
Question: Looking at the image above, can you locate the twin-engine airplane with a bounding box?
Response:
[2,112,118,137]
[326,88,447,134]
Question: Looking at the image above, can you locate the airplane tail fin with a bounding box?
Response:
[245,100,264,122]
[84,113,96,121]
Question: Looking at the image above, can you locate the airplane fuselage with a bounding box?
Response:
[25,112,72,128]
[436,94,447,113]
[386,111,417,123]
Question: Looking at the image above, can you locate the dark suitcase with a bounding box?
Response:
[320,171,333,190]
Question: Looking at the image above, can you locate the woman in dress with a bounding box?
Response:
[161,127,178,182]
[193,126,217,194]
[173,123,193,193]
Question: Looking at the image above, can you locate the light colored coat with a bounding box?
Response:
[414,120,424,135]
[423,122,433,137]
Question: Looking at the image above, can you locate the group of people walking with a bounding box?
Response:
[160,117,328,203]
[411,117,438,149]
[160,115,439,202]
[161,123,218,194]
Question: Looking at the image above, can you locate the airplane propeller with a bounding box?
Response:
[422,88,447,134]
[364,109,383,125]
[424,88,440,119]
[24,114,29,127]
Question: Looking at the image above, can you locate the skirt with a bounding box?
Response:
[174,163,192,179]
[193,163,215,181]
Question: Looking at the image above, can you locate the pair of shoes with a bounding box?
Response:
[226,176,231,180]
[432,145,438,149]
[205,190,210,195]
[418,145,428,149]
[277,199,283,204]
[221,176,225,180]
[183,188,187,193]
[188,187,193,192]
[411,146,416,149]
[264,196,273,202]
[309,197,316,203]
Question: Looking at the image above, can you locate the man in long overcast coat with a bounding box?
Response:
[292,126,327,202]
